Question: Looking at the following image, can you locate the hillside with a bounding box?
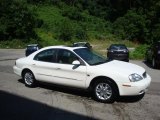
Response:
[0,0,159,59]
[35,4,113,46]
[1,0,160,44]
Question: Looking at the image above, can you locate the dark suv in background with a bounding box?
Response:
[145,41,160,68]
[107,44,129,62]
[25,44,41,56]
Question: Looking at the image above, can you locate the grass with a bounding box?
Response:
[90,39,139,57]
[0,37,146,60]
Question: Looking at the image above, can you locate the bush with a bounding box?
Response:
[113,9,148,43]
[57,19,73,41]
[130,44,148,60]
[74,25,88,40]
[0,0,41,40]
[61,6,84,21]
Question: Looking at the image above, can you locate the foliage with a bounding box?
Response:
[1,0,160,60]
[113,9,148,43]
[2,0,160,44]
[57,19,73,41]
[0,0,41,40]
[130,44,149,60]
[0,39,38,48]
[61,6,84,21]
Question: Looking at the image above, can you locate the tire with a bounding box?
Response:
[145,52,149,62]
[93,79,116,103]
[125,59,129,62]
[152,57,157,69]
[23,70,36,87]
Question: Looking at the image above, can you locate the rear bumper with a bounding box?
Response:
[119,74,151,96]
[13,66,22,77]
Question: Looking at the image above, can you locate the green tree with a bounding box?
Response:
[57,19,73,41]
[113,9,148,43]
[0,0,41,40]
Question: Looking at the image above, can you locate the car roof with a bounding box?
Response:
[40,45,85,51]
[27,44,39,47]
[73,42,88,44]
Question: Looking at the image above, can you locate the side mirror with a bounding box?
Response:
[72,60,80,65]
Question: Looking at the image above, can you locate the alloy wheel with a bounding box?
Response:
[95,83,112,100]
[24,72,34,86]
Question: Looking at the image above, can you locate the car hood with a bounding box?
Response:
[96,60,145,75]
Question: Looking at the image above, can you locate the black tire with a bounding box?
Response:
[152,57,157,69]
[93,79,116,103]
[22,70,36,87]
[125,59,129,62]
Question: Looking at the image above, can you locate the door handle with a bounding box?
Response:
[32,64,36,66]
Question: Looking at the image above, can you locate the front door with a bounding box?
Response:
[52,49,87,88]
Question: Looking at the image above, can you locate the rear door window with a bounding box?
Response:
[34,49,57,63]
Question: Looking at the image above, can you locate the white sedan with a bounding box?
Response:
[13,46,151,103]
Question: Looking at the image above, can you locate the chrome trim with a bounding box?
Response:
[53,76,81,81]
[37,73,81,81]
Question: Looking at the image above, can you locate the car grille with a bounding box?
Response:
[142,71,147,78]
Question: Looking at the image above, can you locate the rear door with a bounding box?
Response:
[32,49,58,82]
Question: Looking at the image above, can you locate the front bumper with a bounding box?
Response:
[119,74,151,96]
[108,53,129,61]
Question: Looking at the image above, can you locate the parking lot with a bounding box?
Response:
[0,49,160,120]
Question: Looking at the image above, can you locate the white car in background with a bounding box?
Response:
[13,46,151,103]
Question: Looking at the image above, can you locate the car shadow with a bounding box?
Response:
[0,90,97,120]
[116,94,145,103]
[143,60,153,68]
[18,79,144,103]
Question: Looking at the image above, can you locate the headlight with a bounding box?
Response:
[123,50,128,53]
[129,73,143,82]
[109,50,114,52]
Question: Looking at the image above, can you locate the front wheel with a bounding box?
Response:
[23,70,36,87]
[93,80,116,103]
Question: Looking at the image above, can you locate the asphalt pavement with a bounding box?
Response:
[0,49,160,120]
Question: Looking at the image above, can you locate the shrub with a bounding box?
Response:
[130,44,148,60]
[113,9,148,43]
[61,6,84,21]
[57,19,73,41]
[0,0,41,40]
[75,26,88,40]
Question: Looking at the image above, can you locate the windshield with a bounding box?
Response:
[27,46,38,50]
[110,45,127,50]
[74,48,107,65]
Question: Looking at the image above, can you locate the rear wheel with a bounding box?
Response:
[93,79,116,103]
[23,70,36,87]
